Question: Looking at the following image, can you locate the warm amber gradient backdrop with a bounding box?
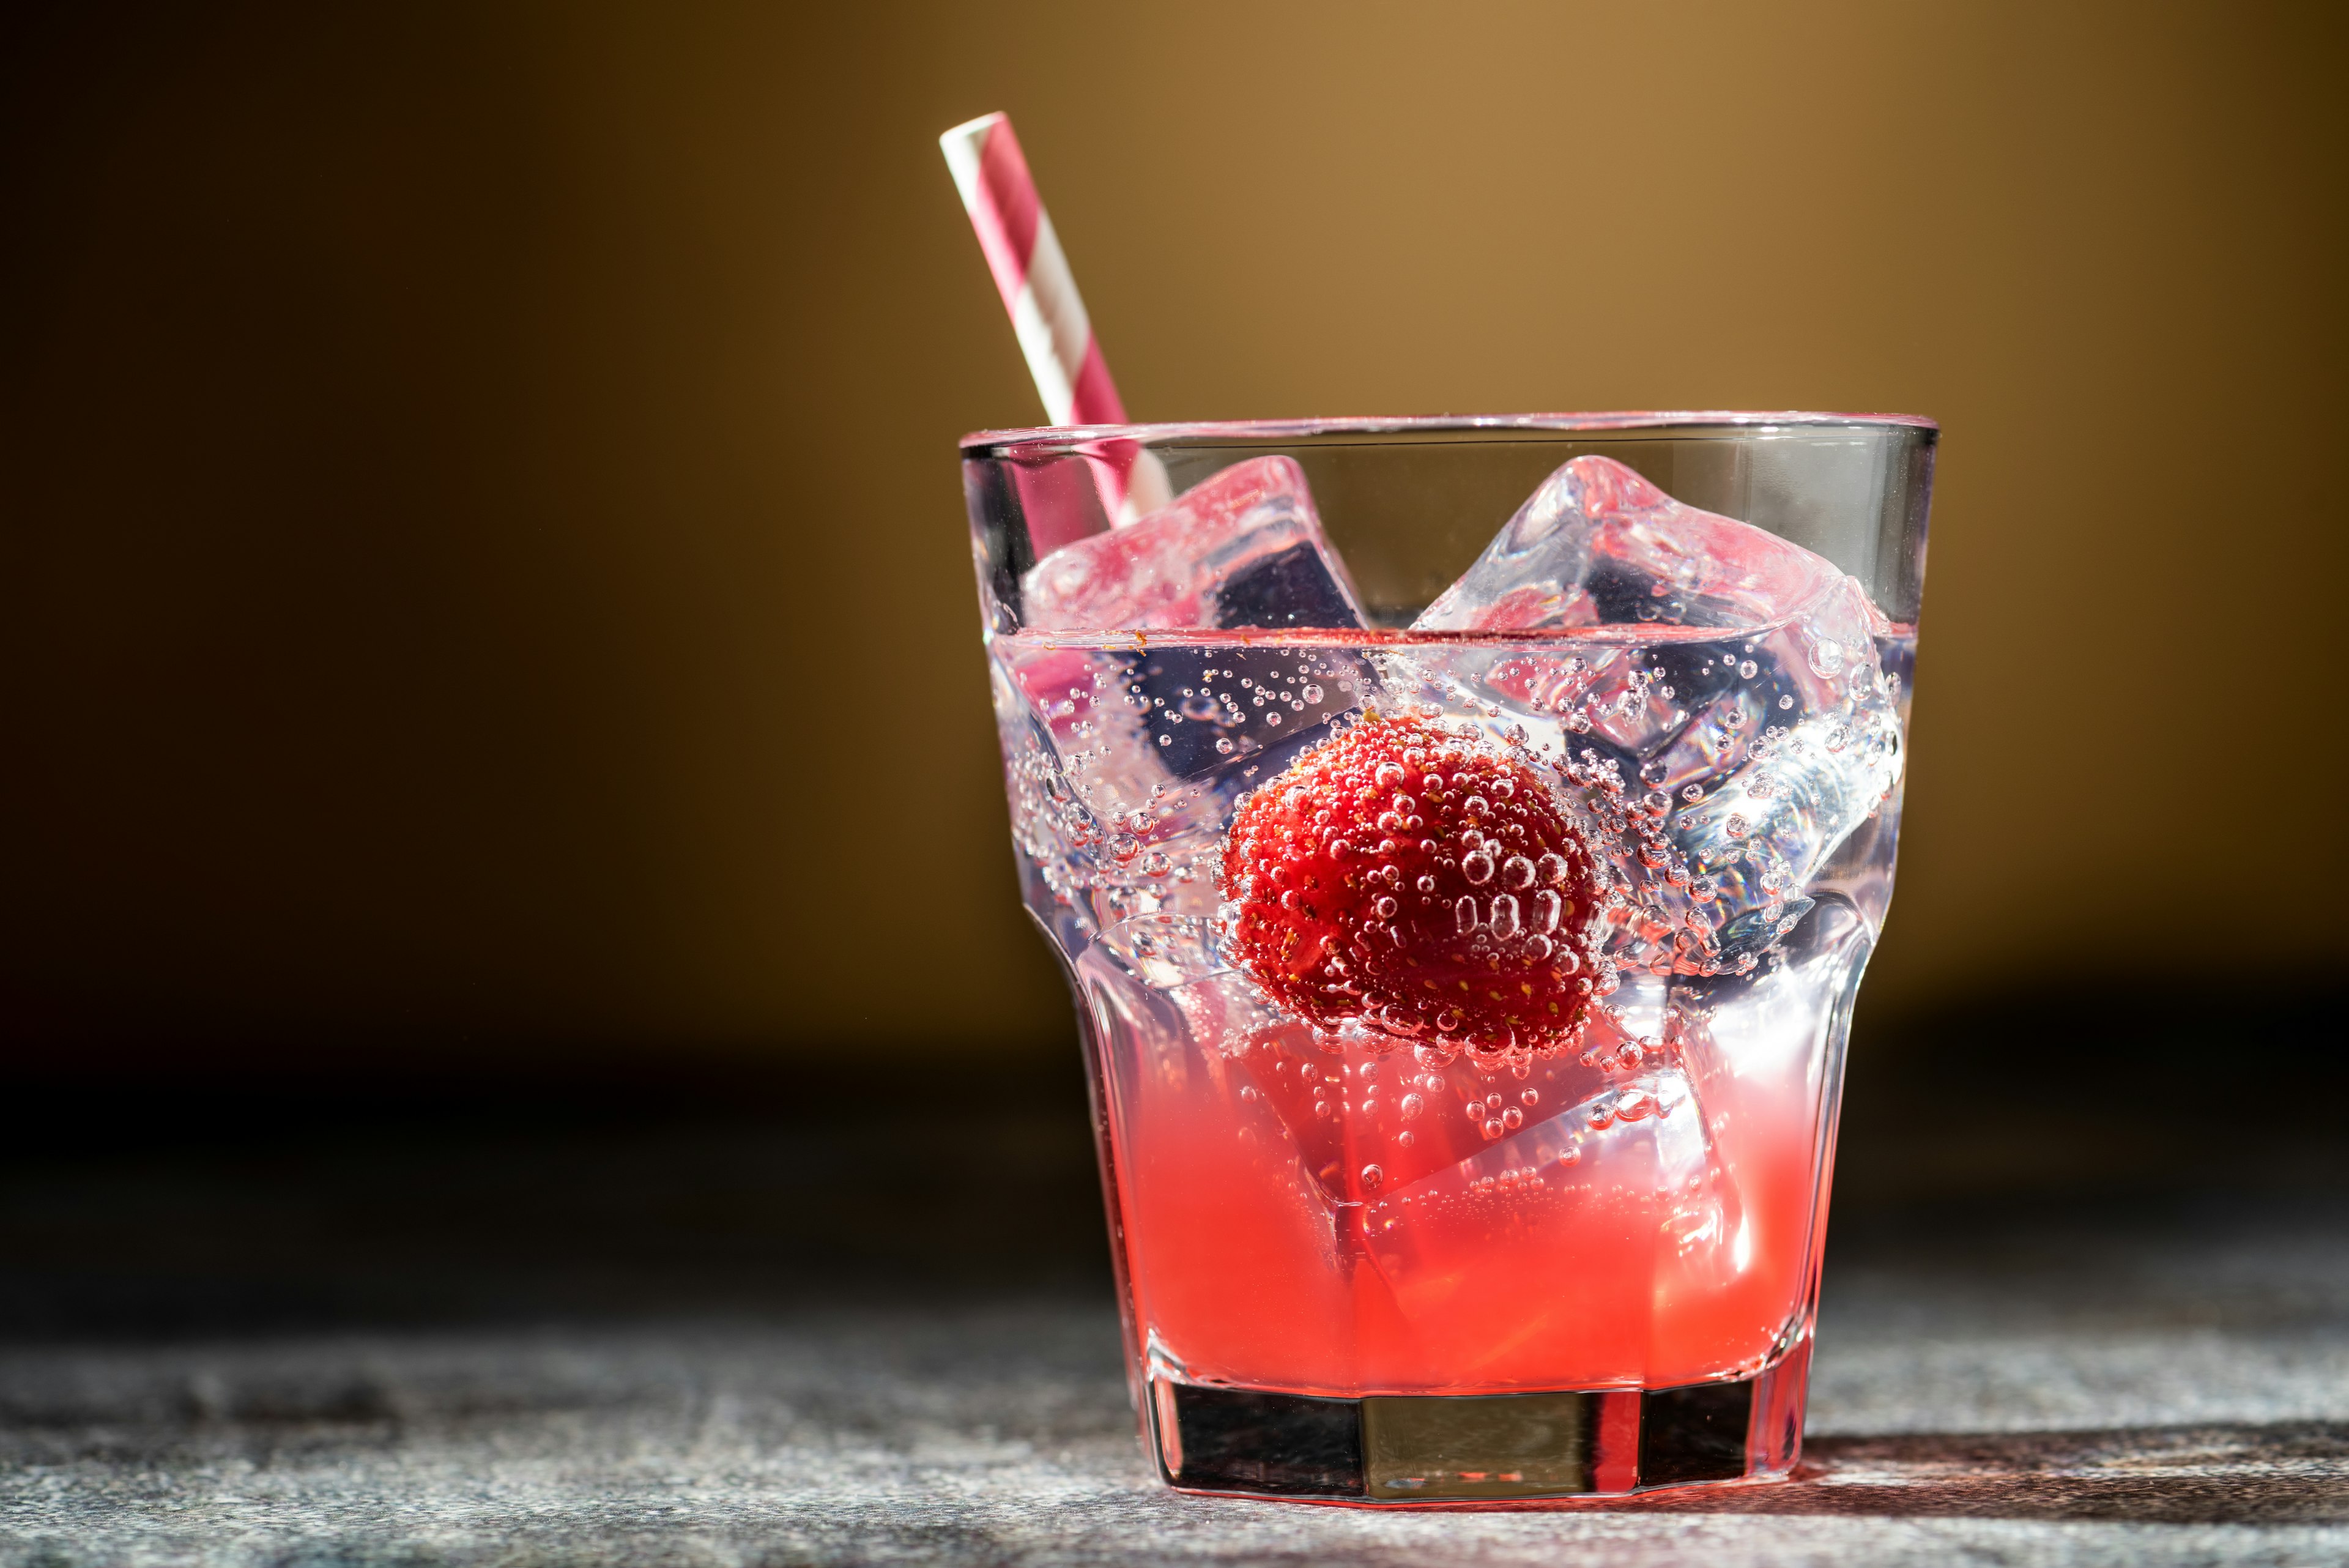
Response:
[3,3,2342,1068]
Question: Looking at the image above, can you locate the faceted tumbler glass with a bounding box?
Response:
[960,414,1935,1503]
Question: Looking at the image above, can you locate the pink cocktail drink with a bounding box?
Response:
[965,417,1934,1501]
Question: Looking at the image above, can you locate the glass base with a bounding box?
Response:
[1149,1348,1808,1503]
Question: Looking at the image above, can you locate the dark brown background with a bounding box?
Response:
[4,1,2343,1090]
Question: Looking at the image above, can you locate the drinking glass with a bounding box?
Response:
[960,414,1935,1501]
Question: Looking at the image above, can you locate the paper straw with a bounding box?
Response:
[940,112,1171,522]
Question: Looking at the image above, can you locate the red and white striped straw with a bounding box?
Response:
[940,111,1170,522]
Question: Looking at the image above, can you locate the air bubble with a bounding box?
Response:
[1375,762,1406,788]
[1779,694,1796,710]
[1525,934,1553,960]
[1536,853,1568,885]
[1400,1093,1424,1121]
[1533,889,1562,933]
[1215,738,1234,755]
[1463,852,1496,885]
[1416,875,1437,893]
[1463,795,1490,816]
[1490,894,1521,939]
[1453,896,1479,934]
[1360,1164,1384,1191]
[1502,1107,1523,1131]
[1502,855,1536,890]
[1374,895,1399,919]
[1302,683,1324,704]
[1521,1089,1540,1107]
[1141,850,1172,877]
[1739,659,1759,679]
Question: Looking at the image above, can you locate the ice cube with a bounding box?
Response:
[1079,905,1758,1386]
[1079,915,1678,1220]
[1225,1030,1628,1211]
[1022,456,1366,633]
[1005,455,1374,799]
[1075,921,1259,1101]
[992,649,1195,942]
[1418,456,1840,634]
[1119,643,1372,790]
[1650,558,1900,962]
[993,636,1378,949]
[1021,457,1371,778]
[995,461,1378,943]
[1411,456,1904,978]
[1073,931,1387,1384]
[1669,710,1898,959]
[1356,1057,1748,1353]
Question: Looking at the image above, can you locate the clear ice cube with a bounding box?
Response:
[1021,456,1366,634]
[996,461,1377,946]
[1225,1030,1625,1210]
[1409,456,1904,976]
[1357,1056,1748,1337]
[1417,453,1846,634]
[1077,920,1730,1232]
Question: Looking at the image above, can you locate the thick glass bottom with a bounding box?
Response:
[1149,1344,1809,1503]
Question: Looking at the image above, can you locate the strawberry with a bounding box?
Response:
[1220,710,1601,1055]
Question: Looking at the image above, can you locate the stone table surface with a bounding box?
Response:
[2,1196,2345,1567]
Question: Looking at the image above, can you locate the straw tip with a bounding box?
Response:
[938,111,1008,151]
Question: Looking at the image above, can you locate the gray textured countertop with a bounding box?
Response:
[3,1197,2345,1566]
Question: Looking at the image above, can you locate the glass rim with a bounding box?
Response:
[960,409,1939,458]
